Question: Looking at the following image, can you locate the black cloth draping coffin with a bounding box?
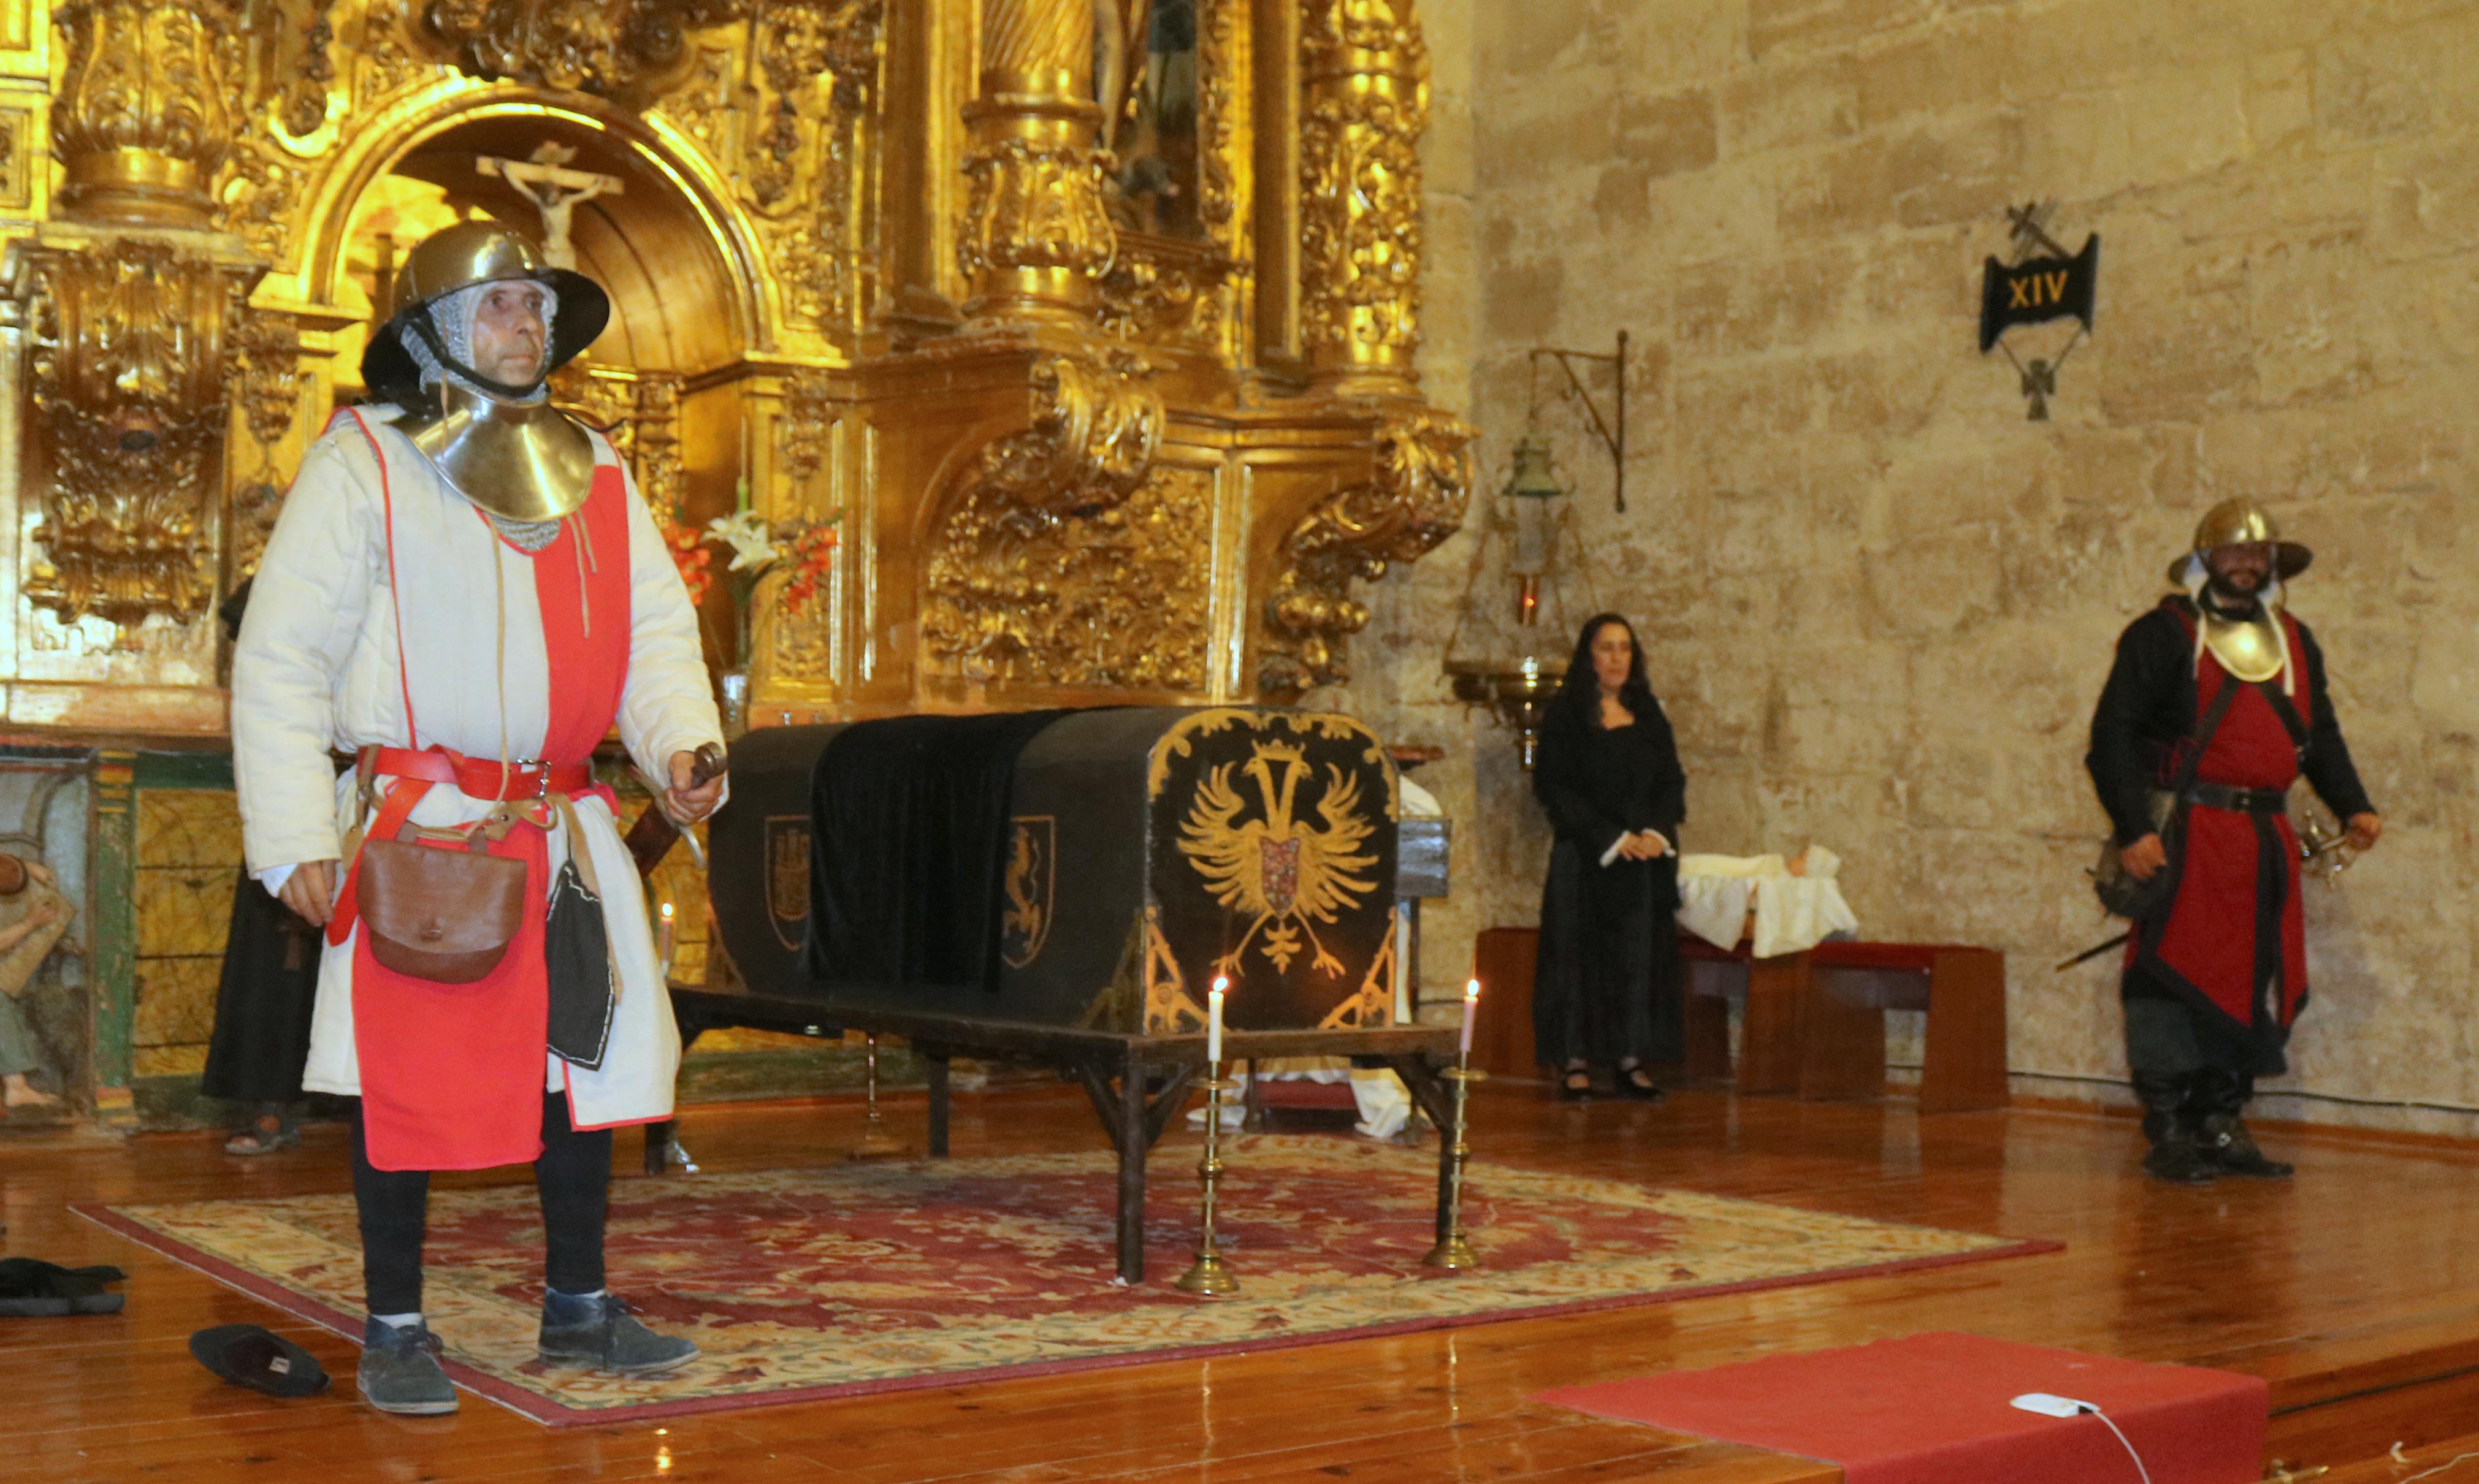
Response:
[707,707,1402,1033]
[803,710,1075,992]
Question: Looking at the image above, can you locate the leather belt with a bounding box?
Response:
[2185,782,2289,815]
[367,745,594,802]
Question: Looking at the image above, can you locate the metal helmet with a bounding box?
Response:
[2167,498,2313,585]
[359,221,613,523]
[359,219,608,408]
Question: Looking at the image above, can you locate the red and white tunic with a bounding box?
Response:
[232,408,721,1168]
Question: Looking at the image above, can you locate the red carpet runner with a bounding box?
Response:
[1538,1330,2268,1484]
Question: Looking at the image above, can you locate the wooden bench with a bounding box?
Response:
[1684,937,2009,1112]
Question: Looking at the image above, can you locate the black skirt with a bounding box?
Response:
[200,868,321,1104]
[1531,839,1684,1069]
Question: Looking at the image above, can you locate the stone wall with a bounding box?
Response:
[1336,0,2479,1128]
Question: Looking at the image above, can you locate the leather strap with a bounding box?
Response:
[2256,679,2312,759]
[369,745,594,801]
[344,411,422,751]
[2185,782,2289,815]
[2169,675,2244,802]
[326,777,432,948]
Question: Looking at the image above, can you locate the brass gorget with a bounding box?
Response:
[2200,607,2286,683]
[397,381,595,523]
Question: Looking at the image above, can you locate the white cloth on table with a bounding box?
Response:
[1193,1059,1415,1140]
[1675,846,1860,959]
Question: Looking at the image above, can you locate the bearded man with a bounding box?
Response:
[232,219,725,1414]
[2086,500,2381,1185]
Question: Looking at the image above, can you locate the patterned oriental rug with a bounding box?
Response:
[82,1136,2058,1427]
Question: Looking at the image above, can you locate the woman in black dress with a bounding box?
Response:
[1532,613,1687,1100]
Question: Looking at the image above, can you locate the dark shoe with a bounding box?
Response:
[1558,1067,1592,1102]
[191,1323,331,1398]
[2188,1069,2293,1178]
[2142,1140,2219,1184]
[0,1258,124,1315]
[538,1292,697,1376]
[1619,1066,1667,1102]
[2133,1072,2217,1185]
[357,1318,457,1415]
[2197,1111,2293,1178]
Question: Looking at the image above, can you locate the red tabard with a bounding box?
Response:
[349,457,633,1173]
[2137,611,2310,1032]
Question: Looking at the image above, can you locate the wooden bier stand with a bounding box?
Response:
[656,985,1465,1285]
[1485,927,2009,1113]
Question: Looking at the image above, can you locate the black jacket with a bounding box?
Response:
[2085,597,2373,845]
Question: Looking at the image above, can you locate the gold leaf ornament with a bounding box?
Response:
[1177,740,1377,977]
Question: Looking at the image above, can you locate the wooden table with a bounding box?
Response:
[658,984,1465,1284]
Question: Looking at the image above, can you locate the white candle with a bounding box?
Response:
[657,900,676,973]
[1207,975,1228,1065]
[1460,978,1481,1057]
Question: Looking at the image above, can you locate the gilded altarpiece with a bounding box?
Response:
[0,0,1469,1112]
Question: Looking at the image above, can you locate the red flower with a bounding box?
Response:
[776,525,838,619]
[663,520,714,608]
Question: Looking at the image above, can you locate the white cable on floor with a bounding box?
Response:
[2398,1451,2479,1482]
[2089,1409,2152,1484]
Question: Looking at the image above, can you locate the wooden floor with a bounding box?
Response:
[10,1082,2479,1483]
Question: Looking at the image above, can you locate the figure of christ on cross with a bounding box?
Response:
[476,142,624,271]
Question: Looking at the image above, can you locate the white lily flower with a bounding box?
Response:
[706,511,781,573]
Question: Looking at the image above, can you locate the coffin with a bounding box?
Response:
[707,707,1404,1034]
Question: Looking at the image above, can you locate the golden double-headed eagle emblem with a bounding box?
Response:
[1177,740,1377,976]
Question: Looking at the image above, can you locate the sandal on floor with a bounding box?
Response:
[1619,1067,1667,1102]
[1559,1067,1593,1102]
[0,1258,125,1316]
[224,1114,299,1157]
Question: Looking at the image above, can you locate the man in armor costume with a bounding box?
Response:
[2087,500,2382,1184]
[232,220,726,1414]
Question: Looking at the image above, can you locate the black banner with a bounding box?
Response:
[1979,234,2099,352]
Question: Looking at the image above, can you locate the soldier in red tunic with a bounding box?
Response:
[2087,501,2382,1184]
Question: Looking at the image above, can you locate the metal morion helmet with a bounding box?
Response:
[359,219,609,408]
[2167,498,2314,585]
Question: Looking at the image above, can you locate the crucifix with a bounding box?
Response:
[476,142,623,270]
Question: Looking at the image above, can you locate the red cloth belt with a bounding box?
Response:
[367,745,594,802]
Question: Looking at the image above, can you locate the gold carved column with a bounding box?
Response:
[1298,0,1428,397]
[957,0,1116,322]
[4,0,262,664]
[50,0,242,229]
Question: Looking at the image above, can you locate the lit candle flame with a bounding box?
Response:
[1465,978,1481,1002]
[1207,975,1227,1064]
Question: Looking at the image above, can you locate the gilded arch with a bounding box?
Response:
[277,86,771,365]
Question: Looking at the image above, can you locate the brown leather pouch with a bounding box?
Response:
[357,828,527,984]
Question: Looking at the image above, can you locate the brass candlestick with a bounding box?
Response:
[850,1033,904,1162]
[1423,1060,1483,1270]
[1175,1067,1240,1296]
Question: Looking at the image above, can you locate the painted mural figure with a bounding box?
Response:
[0,851,74,1114]
[230,219,727,1415]
[2086,500,2384,1185]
